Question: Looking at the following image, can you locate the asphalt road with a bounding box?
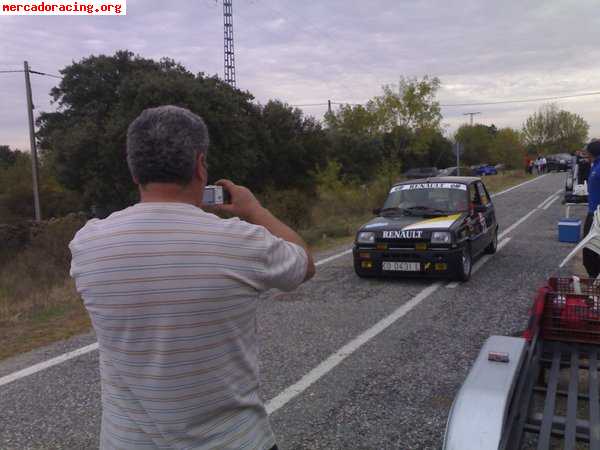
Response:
[0,173,585,450]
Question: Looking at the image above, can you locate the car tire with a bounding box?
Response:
[456,245,472,282]
[485,228,498,254]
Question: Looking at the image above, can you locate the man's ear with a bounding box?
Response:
[196,153,208,184]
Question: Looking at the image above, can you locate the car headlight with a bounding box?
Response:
[431,231,452,244]
[357,231,376,244]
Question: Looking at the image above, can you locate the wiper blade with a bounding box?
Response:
[404,206,451,216]
[379,207,402,214]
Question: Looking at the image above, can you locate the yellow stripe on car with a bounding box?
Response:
[402,214,461,230]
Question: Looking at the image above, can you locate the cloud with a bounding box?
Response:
[1,0,600,150]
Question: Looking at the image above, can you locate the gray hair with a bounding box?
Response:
[126,105,209,186]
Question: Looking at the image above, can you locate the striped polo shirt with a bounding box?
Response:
[69,202,308,450]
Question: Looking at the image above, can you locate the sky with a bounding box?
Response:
[1,0,600,151]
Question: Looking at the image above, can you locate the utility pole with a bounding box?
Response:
[327,99,332,115]
[463,111,481,126]
[24,61,41,221]
[222,0,236,87]
[455,141,461,176]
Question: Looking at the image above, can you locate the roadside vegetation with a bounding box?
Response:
[0,50,588,360]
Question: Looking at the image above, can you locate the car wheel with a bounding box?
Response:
[485,228,498,254]
[456,245,472,282]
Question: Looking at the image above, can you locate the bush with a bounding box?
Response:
[0,214,86,320]
[260,188,313,229]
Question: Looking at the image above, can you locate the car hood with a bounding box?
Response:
[358,212,466,237]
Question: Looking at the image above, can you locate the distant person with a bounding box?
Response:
[583,139,600,278]
[69,105,315,450]
[541,156,547,173]
[534,156,542,175]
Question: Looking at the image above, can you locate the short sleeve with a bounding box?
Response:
[255,228,308,292]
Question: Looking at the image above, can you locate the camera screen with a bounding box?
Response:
[203,189,215,204]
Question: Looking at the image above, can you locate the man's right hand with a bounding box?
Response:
[211,179,315,282]
[212,179,264,222]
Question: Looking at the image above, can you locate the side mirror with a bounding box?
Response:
[373,208,381,216]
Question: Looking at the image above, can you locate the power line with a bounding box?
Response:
[440,91,600,107]
[306,90,600,109]
[0,69,63,79]
[29,70,62,79]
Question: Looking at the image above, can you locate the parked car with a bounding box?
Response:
[564,155,589,203]
[403,167,439,179]
[547,153,572,172]
[472,164,498,176]
[353,176,498,282]
[438,166,475,177]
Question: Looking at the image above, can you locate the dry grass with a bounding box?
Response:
[481,170,536,194]
[0,279,90,360]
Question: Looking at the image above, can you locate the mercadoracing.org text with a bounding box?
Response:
[0,0,126,15]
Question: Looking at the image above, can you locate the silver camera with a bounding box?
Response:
[202,185,231,205]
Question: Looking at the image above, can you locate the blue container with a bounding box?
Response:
[558,218,582,243]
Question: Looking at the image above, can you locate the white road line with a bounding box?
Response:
[446,237,512,288]
[490,174,547,198]
[0,177,560,388]
[315,249,352,267]
[265,281,443,415]
[498,190,559,240]
[0,250,352,388]
[543,196,559,210]
[0,343,99,388]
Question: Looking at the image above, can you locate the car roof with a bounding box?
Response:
[393,176,481,186]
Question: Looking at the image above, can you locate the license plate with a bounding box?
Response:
[382,261,420,272]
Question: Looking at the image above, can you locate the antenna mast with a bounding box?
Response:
[223,0,236,87]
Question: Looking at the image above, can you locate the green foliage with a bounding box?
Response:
[0,147,83,222]
[325,76,447,177]
[0,214,86,300]
[260,188,313,229]
[37,51,325,213]
[491,128,526,169]
[522,104,589,153]
[455,124,497,165]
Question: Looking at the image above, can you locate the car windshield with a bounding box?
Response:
[381,183,468,216]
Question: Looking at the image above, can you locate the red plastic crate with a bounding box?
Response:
[541,277,600,344]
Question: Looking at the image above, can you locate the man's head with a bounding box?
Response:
[127,106,209,202]
[587,139,600,160]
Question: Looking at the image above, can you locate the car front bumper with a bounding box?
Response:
[353,245,464,277]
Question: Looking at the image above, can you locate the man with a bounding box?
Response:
[69,105,315,450]
[583,139,600,278]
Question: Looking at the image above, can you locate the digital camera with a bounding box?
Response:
[202,185,231,205]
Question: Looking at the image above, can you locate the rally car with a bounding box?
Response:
[353,177,498,281]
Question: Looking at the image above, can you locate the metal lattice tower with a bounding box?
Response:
[223,0,236,87]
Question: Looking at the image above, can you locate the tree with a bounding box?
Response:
[37,51,327,213]
[325,76,444,174]
[490,128,525,169]
[256,100,327,191]
[326,76,442,135]
[0,150,83,222]
[522,104,589,153]
[454,124,496,166]
[0,145,24,169]
[373,76,442,131]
